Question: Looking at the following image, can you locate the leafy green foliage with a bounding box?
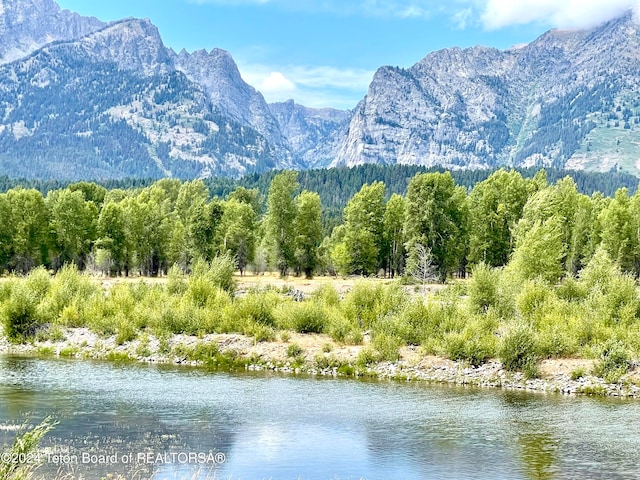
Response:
[499,322,539,376]
[265,171,299,276]
[404,172,467,282]
[0,417,57,480]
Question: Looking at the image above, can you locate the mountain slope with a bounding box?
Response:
[0,0,105,63]
[2,0,640,179]
[268,100,350,167]
[0,18,283,179]
[328,13,640,176]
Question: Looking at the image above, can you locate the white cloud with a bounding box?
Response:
[260,72,296,92]
[238,63,375,108]
[480,0,639,30]
[190,0,639,28]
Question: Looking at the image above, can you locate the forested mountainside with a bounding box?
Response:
[2,2,640,178]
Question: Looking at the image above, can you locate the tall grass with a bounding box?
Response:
[0,417,57,480]
[2,249,640,381]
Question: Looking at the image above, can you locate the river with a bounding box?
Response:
[0,355,639,480]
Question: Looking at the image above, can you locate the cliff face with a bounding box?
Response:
[328,14,640,176]
[3,1,640,179]
[0,0,105,63]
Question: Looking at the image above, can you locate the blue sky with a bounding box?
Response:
[55,0,638,110]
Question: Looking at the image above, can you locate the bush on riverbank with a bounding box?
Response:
[2,250,640,381]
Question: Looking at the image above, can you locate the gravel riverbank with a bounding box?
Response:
[1,327,639,398]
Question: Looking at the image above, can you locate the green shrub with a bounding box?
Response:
[2,283,40,342]
[600,275,640,326]
[468,263,499,313]
[536,319,578,359]
[325,309,360,344]
[312,284,340,307]
[229,291,279,327]
[499,322,539,375]
[372,333,402,362]
[356,347,380,366]
[314,354,342,370]
[341,281,406,329]
[516,278,552,321]
[442,312,496,366]
[191,342,220,363]
[394,299,433,345]
[287,343,304,358]
[579,246,617,293]
[0,277,15,302]
[276,302,325,334]
[157,331,171,355]
[167,264,188,295]
[593,340,630,383]
[185,276,219,307]
[44,264,99,322]
[24,266,51,300]
[173,341,220,363]
[245,323,276,342]
[556,275,587,302]
[135,334,152,358]
[192,255,237,295]
[570,367,586,380]
[280,331,291,343]
[115,316,138,345]
[493,270,520,319]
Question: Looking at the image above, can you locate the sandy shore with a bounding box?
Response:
[1,327,639,398]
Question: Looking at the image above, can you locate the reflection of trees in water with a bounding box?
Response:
[361,387,521,479]
[517,430,557,480]
[501,391,559,480]
[0,356,240,479]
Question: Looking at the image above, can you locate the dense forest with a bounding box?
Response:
[1,164,637,236]
[1,166,640,284]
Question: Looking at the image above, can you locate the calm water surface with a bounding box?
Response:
[0,355,639,480]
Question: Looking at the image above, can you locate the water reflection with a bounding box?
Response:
[1,357,640,479]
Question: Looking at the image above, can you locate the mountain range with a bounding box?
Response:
[1,0,640,179]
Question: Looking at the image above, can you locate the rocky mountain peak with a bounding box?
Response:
[71,18,173,75]
[0,0,104,63]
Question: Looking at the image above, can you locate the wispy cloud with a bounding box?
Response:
[189,0,640,28]
[237,63,375,108]
[480,0,639,30]
[188,0,440,19]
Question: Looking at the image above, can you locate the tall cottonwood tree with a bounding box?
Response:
[6,188,50,273]
[384,193,406,277]
[467,169,531,267]
[404,172,467,282]
[217,198,257,275]
[96,201,130,276]
[47,189,98,270]
[340,181,386,276]
[294,190,323,278]
[265,171,299,276]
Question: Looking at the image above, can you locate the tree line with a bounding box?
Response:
[2,167,640,282]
